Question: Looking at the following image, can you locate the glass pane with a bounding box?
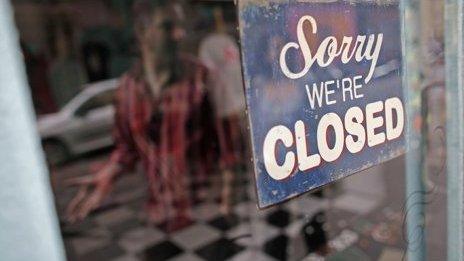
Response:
[10,0,449,260]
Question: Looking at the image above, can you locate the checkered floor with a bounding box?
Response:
[53,153,406,261]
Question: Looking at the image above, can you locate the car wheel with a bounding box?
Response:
[42,140,69,166]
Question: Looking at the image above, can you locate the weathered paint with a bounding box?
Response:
[238,0,405,207]
[239,0,399,10]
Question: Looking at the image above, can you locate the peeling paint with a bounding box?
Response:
[239,0,398,10]
[239,0,404,208]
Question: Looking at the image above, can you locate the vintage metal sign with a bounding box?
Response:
[238,0,405,207]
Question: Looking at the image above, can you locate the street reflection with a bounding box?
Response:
[12,0,446,260]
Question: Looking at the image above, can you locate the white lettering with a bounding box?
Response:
[280,15,383,84]
[325,80,336,106]
[385,97,404,140]
[317,113,344,162]
[262,99,404,180]
[345,106,366,153]
[263,125,296,180]
[306,83,324,109]
[366,101,386,147]
[295,120,321,171]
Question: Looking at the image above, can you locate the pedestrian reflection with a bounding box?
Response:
[19,0,416,260]
[199,7,246,215]
[66,0,210,232]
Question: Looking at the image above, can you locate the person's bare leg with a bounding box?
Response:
[220,168,233,215]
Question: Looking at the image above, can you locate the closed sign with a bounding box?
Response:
[238,0,405,207]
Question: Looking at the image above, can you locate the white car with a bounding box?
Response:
[38,79,119,164]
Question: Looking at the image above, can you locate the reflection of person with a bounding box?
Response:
[82,42,110,82]
[66,0,210,230]
[48,16,87,108]
[21,41,57,114]
[199,7,246,214]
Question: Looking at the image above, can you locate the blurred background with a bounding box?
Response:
[7,0,447,260]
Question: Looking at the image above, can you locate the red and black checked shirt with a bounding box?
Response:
[108,57,215,202]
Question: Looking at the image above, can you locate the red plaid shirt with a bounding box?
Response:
[108,56,211,213]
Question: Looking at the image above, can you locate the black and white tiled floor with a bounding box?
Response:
[54,154,407,261]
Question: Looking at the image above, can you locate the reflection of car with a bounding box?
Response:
[38,79,119,164]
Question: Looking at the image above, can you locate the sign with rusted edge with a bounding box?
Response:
[238,0,405,208]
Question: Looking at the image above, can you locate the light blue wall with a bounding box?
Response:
[445,0,464,259]
[0,1,65,261]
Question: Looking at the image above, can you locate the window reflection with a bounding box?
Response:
[13,0,446,260]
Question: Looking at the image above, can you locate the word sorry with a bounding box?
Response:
[262,97,404,180]
[279,15,383,84]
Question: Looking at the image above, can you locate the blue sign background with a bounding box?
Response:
[238,0,405,207]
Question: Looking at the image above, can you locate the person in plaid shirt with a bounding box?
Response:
[66,0,214,230]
